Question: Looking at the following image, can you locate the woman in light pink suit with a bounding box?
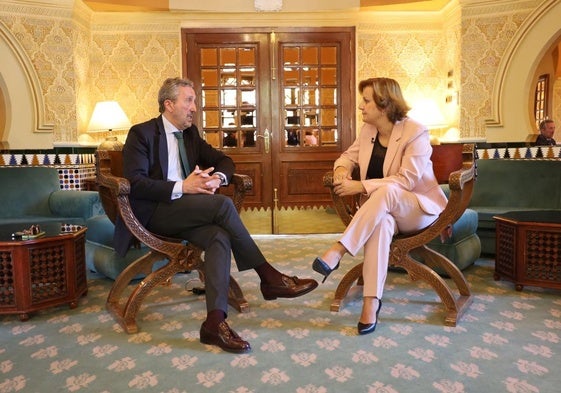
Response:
[313,77,447,335]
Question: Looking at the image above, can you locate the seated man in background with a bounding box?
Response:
[114,77,318,353]
[535,119,556,146]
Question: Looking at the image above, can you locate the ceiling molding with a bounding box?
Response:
[82,0,451,13]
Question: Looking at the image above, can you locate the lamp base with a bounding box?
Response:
[98,136,123,151]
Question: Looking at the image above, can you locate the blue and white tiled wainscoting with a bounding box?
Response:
[0,147,97,191]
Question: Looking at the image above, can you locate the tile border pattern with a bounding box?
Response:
[0,151,96,191]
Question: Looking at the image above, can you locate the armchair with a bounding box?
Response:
[95,150,252,333]
[323,143,477,326]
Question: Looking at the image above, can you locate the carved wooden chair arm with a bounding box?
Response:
[323,171,334,187]
[393,143,476,246]
[95,151,184,259]
[229,173,253,213]
[100,175,185,259]
[407,165,475,245]
[323,143,476,242]
[323,171,357,227]
[97,166,130,197]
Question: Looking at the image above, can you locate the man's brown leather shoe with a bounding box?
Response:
[260,274,318,300]
[200,321,251,354]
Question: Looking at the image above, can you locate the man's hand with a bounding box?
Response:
[181,165,221,194]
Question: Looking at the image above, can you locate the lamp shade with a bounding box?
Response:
[87,101,131,132]
[408,99,446,129]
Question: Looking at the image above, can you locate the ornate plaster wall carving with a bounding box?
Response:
[86,24,181,143]
[0,2,74,146]
[481,0,561,141]
[0,21,55,148]
[0,0,559,145]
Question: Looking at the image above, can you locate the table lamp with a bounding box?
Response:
[87,101,131,151]
[408,99,447,144]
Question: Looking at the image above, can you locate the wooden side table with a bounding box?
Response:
[0,223,88,320]
[494,211,561,291]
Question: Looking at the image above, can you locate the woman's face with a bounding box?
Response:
[358,86,386,127]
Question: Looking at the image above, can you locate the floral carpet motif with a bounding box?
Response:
[1,234,560,392]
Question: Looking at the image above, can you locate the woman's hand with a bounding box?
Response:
[333,178,365,196]
[332,167,364,196]
[332,167,349,184]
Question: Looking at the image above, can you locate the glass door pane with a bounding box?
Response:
[201,47,257,149]
[281,45,339,148]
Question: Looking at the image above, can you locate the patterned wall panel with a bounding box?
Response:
[460,2,533,138]
[553,78,561,128]
[357,25,448,110]
[0,0,555,145]
[0,3,76,142]
[86,27,181,142]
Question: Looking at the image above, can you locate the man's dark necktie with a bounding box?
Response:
[173,131,191,178]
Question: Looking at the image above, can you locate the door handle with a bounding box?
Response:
[256,128,271,153]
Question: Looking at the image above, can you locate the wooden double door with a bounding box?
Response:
[182,28,355,231]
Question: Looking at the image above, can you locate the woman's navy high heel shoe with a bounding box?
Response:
[312,257,339,283]
[357,298,382,335]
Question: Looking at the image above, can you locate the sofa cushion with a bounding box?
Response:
[467,159,561,255]
[0,167,60,217]
[420,233,481,274]
[85,215,166,280]
[0,216,85,226]
[86,214,117,247]
[432,208,478,244]
[470,160,561,210]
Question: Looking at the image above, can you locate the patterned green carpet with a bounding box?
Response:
[1,234,560,392]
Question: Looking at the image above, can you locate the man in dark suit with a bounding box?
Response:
[114,77,318,353]
[535,119,556,146]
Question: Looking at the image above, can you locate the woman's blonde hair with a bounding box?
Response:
[358,77,410,123]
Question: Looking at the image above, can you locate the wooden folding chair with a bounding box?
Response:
[323,143,476,326]
[95,150,252,333]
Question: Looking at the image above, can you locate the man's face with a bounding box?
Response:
[542,122,556,139]
[165,85,197,130]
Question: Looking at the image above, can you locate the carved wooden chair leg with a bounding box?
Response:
[417,245,471,296]
[105,251,168,333]
[330,263,364,312]
[117,255,195,334]
[413,246,473,326]
[394,252,472,327]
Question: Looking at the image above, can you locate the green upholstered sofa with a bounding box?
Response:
[411,186,481,274]
[468,159,561,255]
[0,166,103,227]
[0,166,148,279]
[85,214,165,280]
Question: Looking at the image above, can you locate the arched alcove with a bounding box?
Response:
[0,21,54,149]
[486,0,561,142]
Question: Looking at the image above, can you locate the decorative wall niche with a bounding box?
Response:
[0,22,54,149]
